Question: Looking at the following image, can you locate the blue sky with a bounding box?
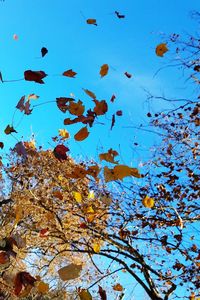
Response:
[0,1,199,298]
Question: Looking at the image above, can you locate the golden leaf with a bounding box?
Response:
[142,196,155,208]
[68,100,85,116]
[100,64,109,77]
[93,242,101,253]
[74,127,89,141]
[155,43,168,57]
[73,191,82,203]
[87,214,95,222]
[59,129,70,140]
[79,289,93,300]
[37,281,49,294]
[113,283,124,291]
[15,206,23,225]
[104,165,140,182]
[58,264,82,281]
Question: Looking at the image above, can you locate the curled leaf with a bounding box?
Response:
[41,47,48,57]
[155,43,168,57]
[4,125,17,135]
[74,126,89,141]
[69,100,85,116]
[99,148,119,164]
[83,88,96,99]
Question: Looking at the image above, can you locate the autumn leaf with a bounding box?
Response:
[68,100,85,116]
[142,195,155,208]
[111,114,115,130]
[58,264,82,281]
[115,11,125,18]
[27,93,39,101]
[110,94,116,103]
[41,47,48,57]
[59,129,70,140]
[155,43,168,57]
[74,126,89,141]
[56,97,74,113]
[4,125,17,135]
[87,165,100,179]
[0,251,9,264]
[37,281,49,293]
[63,69,77,78]
[93,100,108,115]
[83,88,96,99]
[0,142,4,149]
[113,283,124,291]
[98,286,107,300]
[86,19,97,26]
[100,64,109,77]
[53,144,69,160]
[99,148,119,164]
[73,191,82,203]
[24,70,47,84]
[116,110,122,116]
[52,190,63,200]
[104,165,140,182]
[0,71,3,83]
[39,228,49,238]
[14,142,27,158]
[124,72,132,78]
[93,242,101,253]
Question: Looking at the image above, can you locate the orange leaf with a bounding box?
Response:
[142,196,155,208]
[0,251,9,264]
[87,165,100,178]
[155,43,168,57]
[100,64,109,77]
[113,283,124,291]
[93,100,108,115]
[99,148,118,164]
[63,69,77,78]
[104,165,140,182]
[68,100,85,116]
[86,19,97,26]
[74,127,89,141]
[83,88,96,99]
[37,281,49,293]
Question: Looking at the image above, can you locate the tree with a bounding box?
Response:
[0,6,199,300]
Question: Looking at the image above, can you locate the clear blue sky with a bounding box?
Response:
[0,1,199,298]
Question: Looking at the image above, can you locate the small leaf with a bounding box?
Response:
[113,283,124,291]
[56,97,74,113]
[142,196,155,208]
[100,64,109,77]
[68,100,85,116]
[93,100,108,115]
[59,129,70,140]
[74,127,89,141]
[124,72,132,78]
[110,94,116,103]
[93,242,101,253]
[4,125,17,135]
[155,43,168,57]
[86,19,97,26]
[0,71,3,83]
[13,34,18,40]
[58,264,82,281]
[83,88,96,99]
[115,11,125,19]
[37,281,49,293]
[63,69,77,78]
[24,70,47,84]
[41,47,48,57]
[73,191,82,203]
[116,110,122,116]
[52,190,63,200]
[98,286,107,300]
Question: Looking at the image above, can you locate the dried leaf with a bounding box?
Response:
[58,264,82,281]
[155,43,168,57]
[73,191,82,203]
[0,71,3,83]
[83,88,96,99]
[93,100,108,115]
[86,19,97,26]
[56,97,74,113]
[4,125,17,135]
[111,114,115,130]
[124,72,132,78]
[69,100,85,116]
[93,242,101,253]
[37,281,49,293]
[0,252,9,264]
[52,190,63,200]
[142,196,155,208]
[24,70,47,84]
[99,149,119,164]
[113,283,124,291]
[74,127,89,141]
[41,47,48,57]
[100,64,109,77]
[63,69,77,78]
[53,144,69,160]
[115,11,125,19]
[110,94,116,103]
[104,165,140,182]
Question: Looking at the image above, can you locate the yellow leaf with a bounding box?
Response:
[100,64,109,77]
[86,19,97,26]
[93,242,101,253]
[88,190,95,200]
[59,129,70,140]
[142,196,155,208]
[87,214,95,222]
[37,281,49,294]
[113,283,124,291]
[58,264,82,281]
[99,148,119,164]
[68,100,85,116]
[155,43,168,57]
[58,175,63,181]
[83,88,96,99]
[74,127,89,141]
[85,206,94,213]
[79,289,93,300]
[73,191,82,203]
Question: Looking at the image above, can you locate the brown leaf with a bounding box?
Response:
[63,69,77,78]
[100,64,109,77]
[116,110,122,116]
[111,114,115,130]
[0,251,9,264]
[4,125,17,135]
[41,47,48,57]
[99,148,119,164]
[83,88,96,99]
[74,127,89,141]
[24,70,47,84]
[56,97,74,113]
[110,94,116,103]
[98,285,107,300]
[155,43,168,57]
[58,264,82,281]
[86,19,97,26]
[124,72,132,78]
[93,100,108,115]
[113,283,124,291]
[68,100,85,116]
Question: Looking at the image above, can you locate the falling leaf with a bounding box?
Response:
[142,195,155,208]
[58,264,82,281]
[53,144,69,160]
[63,69,77,78]
[41,47,48,57]
[13,34,18,40]
[124,72,132,78]
[115,11,125,18]
[79,289,93,300]
[24,70,47,84]
[0,142,4,149]
[73,191,82,203]
[98,286,107,300]
[87,165,100,179]
[27,93,39,101]
[93,242,101,253]
[74,127,89,141]
[37,281,49,293]
[86,19,97,26]
[110,94,116,103]
[155,43,168,57]
[13,142,27,158]
[99,148,119,164]
[113,283,124,291]
[111,114,115,130]
[69,100,85,116]
[100,64,109,77]
[56,97,74,113]
[0,71,3,83]
[59,129,70,140]
[116,110,122,116]
[104,165,140,182]
[83,88,96,99]
[4,125,17,135]
[93,100,108,115]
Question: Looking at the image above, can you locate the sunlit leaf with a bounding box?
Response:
[99,148,119,164]
[37,281,49,293]
[73,191,82,203]
[59,129,70,140]
[113,283,124,291]
[93,242,101,253]
[142,195,155,208]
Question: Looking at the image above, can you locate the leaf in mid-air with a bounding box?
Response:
[155,43,168,57]
[63,69,77,78]
[100,64,109,77]
[24,70,47,84]
[74,127,89,141]
[86,19,97,26]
